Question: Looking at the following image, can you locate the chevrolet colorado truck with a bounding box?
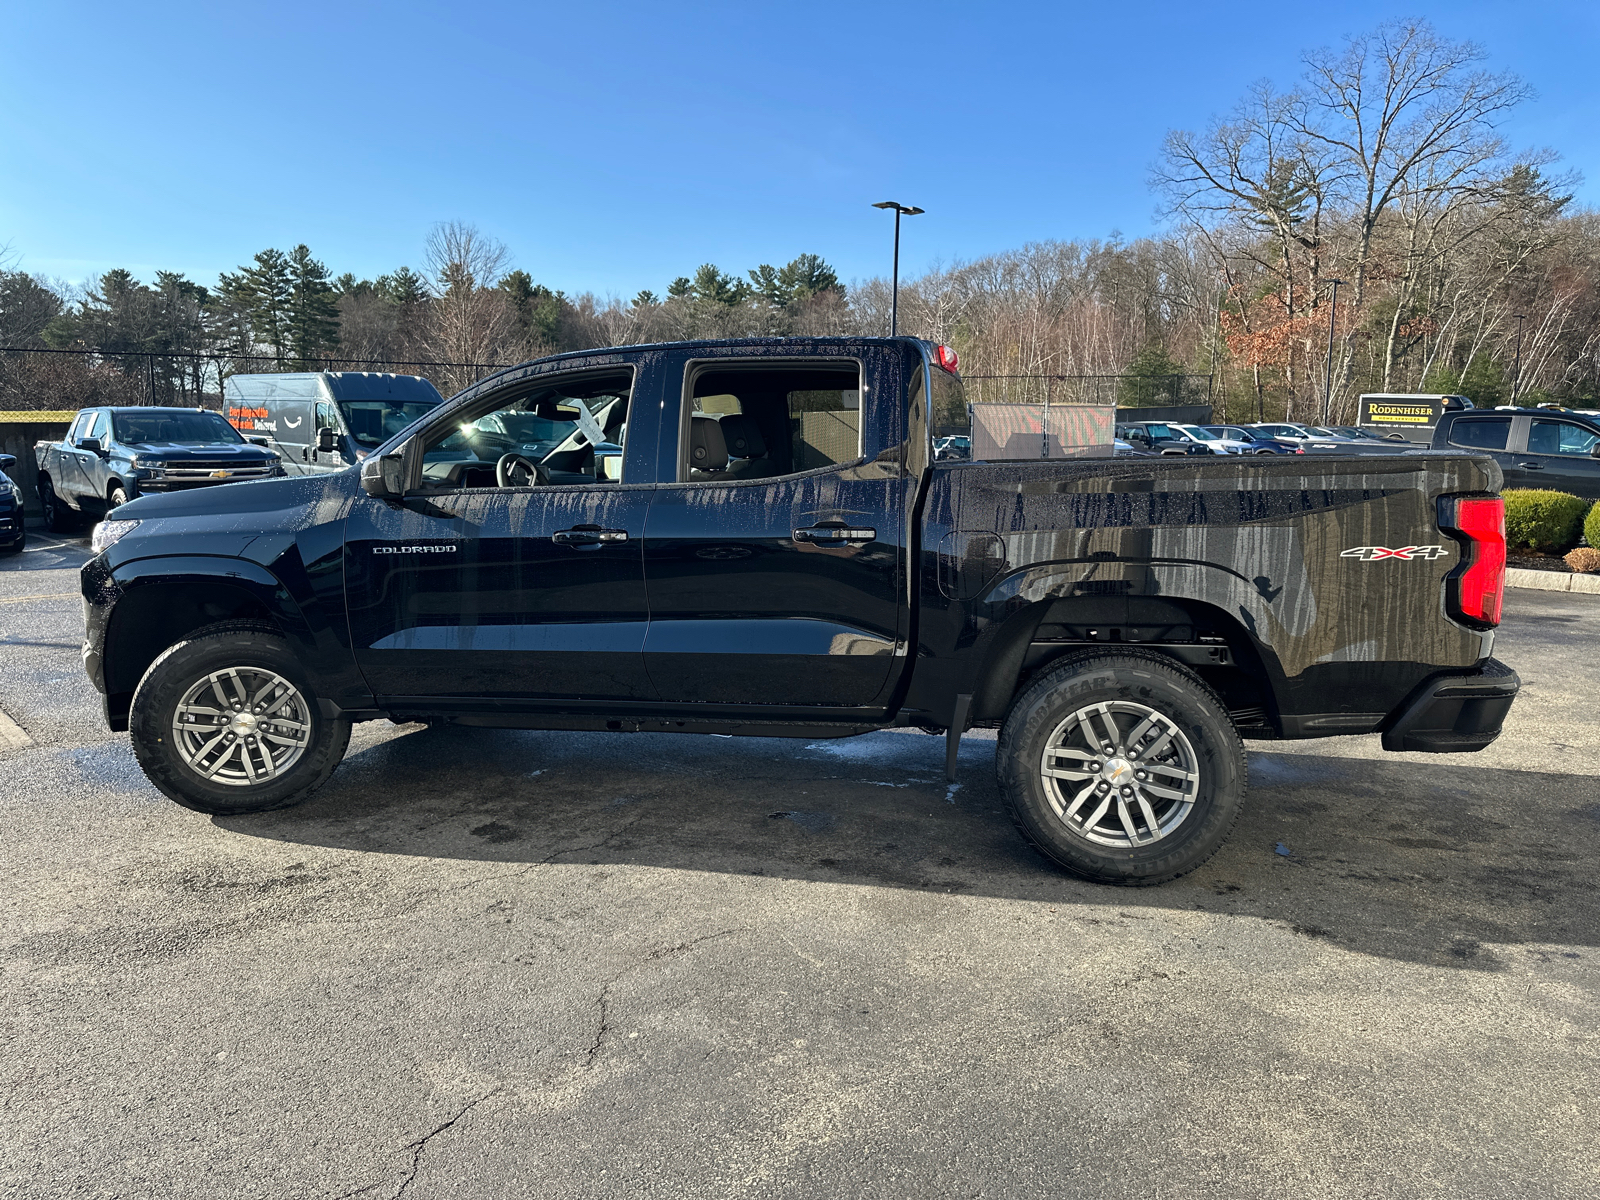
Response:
[80,338,1518,885]
[35,406,282,530]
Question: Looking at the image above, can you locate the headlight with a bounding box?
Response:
[91,518,140,555]
[0,479,17,497]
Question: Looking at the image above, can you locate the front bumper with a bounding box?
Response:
[1380,657,1520,753]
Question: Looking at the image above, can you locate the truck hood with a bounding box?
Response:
[122,441,278,460]
[104,472,359,567]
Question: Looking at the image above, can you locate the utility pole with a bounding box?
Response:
[872,201,924,336]
[1322,279,1347,424]
[1511,314,1527,403]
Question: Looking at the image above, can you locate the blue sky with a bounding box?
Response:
[2,0,1596,299]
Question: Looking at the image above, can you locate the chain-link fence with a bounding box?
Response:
[0,347,516,413]
[961,373,1214,409]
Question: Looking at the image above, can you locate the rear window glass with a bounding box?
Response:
[1448,418,1510,451]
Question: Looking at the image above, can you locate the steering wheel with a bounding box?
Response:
[495,452,545,488]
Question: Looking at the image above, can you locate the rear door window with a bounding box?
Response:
[678,362,862,481]
[1447,418,1511,451]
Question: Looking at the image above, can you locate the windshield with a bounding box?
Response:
[1306,426,1340,437]
[1178,425,1220,441]
[338,399,442,448]
[113,411,245,446]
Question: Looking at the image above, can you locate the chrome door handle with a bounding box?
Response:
[794,526,876,544]
[1517,462,1543,469]
[554,526,628,546]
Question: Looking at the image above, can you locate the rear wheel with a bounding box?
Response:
[997,651,1247,886]
[130,623,350,815]
[39,478,77,533]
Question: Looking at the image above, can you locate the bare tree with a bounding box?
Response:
[422,221,522,392]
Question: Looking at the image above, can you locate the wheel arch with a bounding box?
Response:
[101,558,321,727]
[966,592,1283,733]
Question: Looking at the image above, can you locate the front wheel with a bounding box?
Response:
[997,651,1247,886]
[130,623,350,815]
[108,484,129,508]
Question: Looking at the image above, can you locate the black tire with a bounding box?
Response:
[39,478,77,533]
[997,650,1246,886]
[129,622,350,816]
[108,483,129,509]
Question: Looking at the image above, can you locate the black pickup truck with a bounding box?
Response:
[80,338,1518,885]
[1431,407,1600,500]
[34,406,283,530]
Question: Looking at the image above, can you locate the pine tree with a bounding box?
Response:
[227,249,293,364]
[287,244,339,366]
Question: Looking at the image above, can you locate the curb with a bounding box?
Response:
[1506,566,1600,595]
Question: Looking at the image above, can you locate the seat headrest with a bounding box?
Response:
[689,412,728,471]
[719,413,767,459]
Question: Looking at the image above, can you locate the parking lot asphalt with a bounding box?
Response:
[2,523,1596,1200]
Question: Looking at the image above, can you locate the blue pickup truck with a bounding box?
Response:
[34,406,284,531]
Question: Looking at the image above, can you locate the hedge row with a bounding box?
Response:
[1502,489,1595,554]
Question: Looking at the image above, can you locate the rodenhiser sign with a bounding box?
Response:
[1358,394,1471,442]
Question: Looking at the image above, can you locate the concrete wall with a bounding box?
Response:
[0,419,73,517]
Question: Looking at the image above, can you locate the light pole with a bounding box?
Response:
[1322,278,1347,424]
[872,201,924,336]
[1511,314,1527,403]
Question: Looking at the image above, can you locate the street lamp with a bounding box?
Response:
[872,201,924,336]
[1510,314,1527,403]
[1322,278,1347,424]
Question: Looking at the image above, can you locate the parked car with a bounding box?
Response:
[1204,425,1302,455]
[1170,424,1249,454]
[1249,422,1352,452]
[225,372,445,475]
[1434,408,1600,500]
[84,336,1518,887]
[0,453,25,554]
[1116,421,1217,455]
[34,407,284,532]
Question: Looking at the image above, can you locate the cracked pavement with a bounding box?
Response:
[1,526,1598,1198]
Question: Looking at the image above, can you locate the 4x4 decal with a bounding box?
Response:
[1339,545,1448,561]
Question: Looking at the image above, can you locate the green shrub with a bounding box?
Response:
[1503,489,1589,553]
[1586,498,1600,550]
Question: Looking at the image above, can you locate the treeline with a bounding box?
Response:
[2,20,1596,420]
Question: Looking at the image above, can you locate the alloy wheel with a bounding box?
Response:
[1039,700,1199,847]
[170,666,312,786]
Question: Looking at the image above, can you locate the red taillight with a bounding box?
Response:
[1442,496,1505,627]
[935,344,959,373]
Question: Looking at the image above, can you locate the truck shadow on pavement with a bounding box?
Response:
[219,724,1599,973]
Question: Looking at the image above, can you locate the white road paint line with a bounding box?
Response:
[0,591,78,605]
[0,710,34,752]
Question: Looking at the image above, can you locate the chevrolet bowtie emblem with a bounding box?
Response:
[210,470,231,479]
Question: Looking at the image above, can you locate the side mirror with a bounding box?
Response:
[247,436,270,448]
[361,451,405,498]
[1591,443,1600,458]
[77,438,104,455]
[0,453,14,471]
[317,427,339,452]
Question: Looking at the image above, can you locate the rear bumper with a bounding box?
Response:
[1379,657,1520,753]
